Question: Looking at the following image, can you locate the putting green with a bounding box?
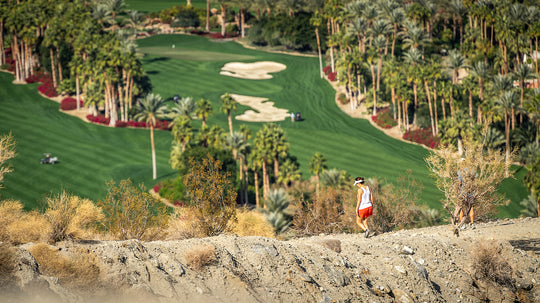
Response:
[139,46,255,61]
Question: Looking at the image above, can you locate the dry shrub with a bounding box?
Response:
[0,243,16,287]
[166,207,204,240]
[44,192,104,242]
[292,188,354,236]
[183,244,216,270]
[0,200,50,244]
[232,208,275,238]
[99,179,169,241]
[29,243,101,291]
[426,138,512,228]
[472,240,514,287]
[183,156,237,237]
[369,173,424,233]
[0,133,16,187]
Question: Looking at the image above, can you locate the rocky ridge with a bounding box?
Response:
[3,218,539,303]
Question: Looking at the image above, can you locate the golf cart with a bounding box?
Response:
[40,153,58,164]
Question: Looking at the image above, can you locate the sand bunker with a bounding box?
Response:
[220,61,286,80]
[231,94,290,122]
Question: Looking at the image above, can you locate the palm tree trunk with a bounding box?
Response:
[424,80,435,135]
[243,162,249,205]
[254,169,259,208]
[274,157,279,180]
[413,82,418,127]
[262,161,268,202]
[56,46,63,83]
[468,89,473,118]
[240,9,245,37]
[76,72,80,110]
[315,28,323,78]
[220,5,226,36]
[0,21,4,65]
[151,125,157,180]
[433,82,439,134]
[391,87,396,120]
[505,113,510,177]
[371,64,376,115]
[228,111,233,135]
[206,0,210,32]
[50,48,57,88]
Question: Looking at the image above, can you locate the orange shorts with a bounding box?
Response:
[357,206,373,219]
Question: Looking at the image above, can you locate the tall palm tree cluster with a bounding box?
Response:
[0,0,148,125]
[309,0,539,167]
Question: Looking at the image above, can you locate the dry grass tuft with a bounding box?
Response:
[0,243,16,287]
[0,200,50,244]
[183,244,216,270]
[232,209,275,238]
[472,240,514,287]
[166,208,205,240]
[45,192,104,243]
[29,243,102,291]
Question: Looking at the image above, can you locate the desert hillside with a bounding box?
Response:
[2,218,539,303]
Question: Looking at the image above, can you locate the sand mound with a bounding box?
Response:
[220,61,286,80]
[231,94,290,122]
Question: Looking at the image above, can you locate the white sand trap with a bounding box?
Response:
[231,94,290,122]
[220,61,286,80]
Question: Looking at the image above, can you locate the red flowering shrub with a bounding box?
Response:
[86,115,110,125]
[153,184,161,193]
[371,109,397,129]
[323,66,332,75]
[60,97,83,110]
[38,82,58,97]
[25,71,51,84]
[209,32,225,39]
[190,30,208,35]
[403,128,440,149]
[327,72,337,82]
[115,121,128,128]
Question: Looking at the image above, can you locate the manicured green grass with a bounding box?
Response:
[0,34,528,218]
[126,0,209,13]
[136,34,527,217]
[0,72,176,210]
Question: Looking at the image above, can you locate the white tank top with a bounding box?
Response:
[358,186,372,210]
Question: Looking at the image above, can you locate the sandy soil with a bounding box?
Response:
[220,61,286,80]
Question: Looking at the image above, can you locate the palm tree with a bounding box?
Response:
[171,116,193,152]
[133,93,168,180]
[253,126,274,200]
[496,90,519,175]
[513,64,536,123]
[310,12,324,78]
[447,49,468,85]
[196,125,211,147]
[195,98,213,127]
[212,0,229,36]
[308,152,327,196]
[225,131,250,203]
[220,93,237,135]
[277,159,301,189]
[404,47,423,127]
[320,168,348,189]
[105,0,126,31]
[264,188,292,233]
[208,125,225,149]
[266,124,289,178]
[469,61,491,105]
[170,97,195,118]
[440,110,475,156]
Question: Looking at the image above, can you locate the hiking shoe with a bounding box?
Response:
[365,229,370,238]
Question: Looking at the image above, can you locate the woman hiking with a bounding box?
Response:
[354,177,373,238]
